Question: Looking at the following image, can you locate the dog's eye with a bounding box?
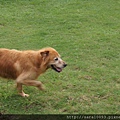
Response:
[54,58,58,61]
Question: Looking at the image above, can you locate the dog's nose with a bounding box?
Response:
[63,64,67,67]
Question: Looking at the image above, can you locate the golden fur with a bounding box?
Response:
[0,47,67,97]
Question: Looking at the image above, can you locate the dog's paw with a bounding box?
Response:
[41,86,46,91]
[37,85,45,91]
[19,93,29,97]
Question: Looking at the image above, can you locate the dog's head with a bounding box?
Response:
[40,47,67,72]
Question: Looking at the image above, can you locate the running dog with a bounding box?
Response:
[0,47,67,97]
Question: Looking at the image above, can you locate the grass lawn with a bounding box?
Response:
[0,0,120,114]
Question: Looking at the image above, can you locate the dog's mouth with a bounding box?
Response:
[51,65,62,73]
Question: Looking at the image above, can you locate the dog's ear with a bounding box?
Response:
[40,51,49,58]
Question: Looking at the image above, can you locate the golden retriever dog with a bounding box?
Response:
[0,47,67,97]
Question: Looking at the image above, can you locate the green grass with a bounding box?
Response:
[0,0,120,114]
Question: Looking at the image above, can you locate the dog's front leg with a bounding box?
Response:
[16,79,45,97]
[21,79,45,90]
[16,83,29,97]
[16,72,45,97]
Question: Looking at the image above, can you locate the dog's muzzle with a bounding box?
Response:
[51,63,67,73]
